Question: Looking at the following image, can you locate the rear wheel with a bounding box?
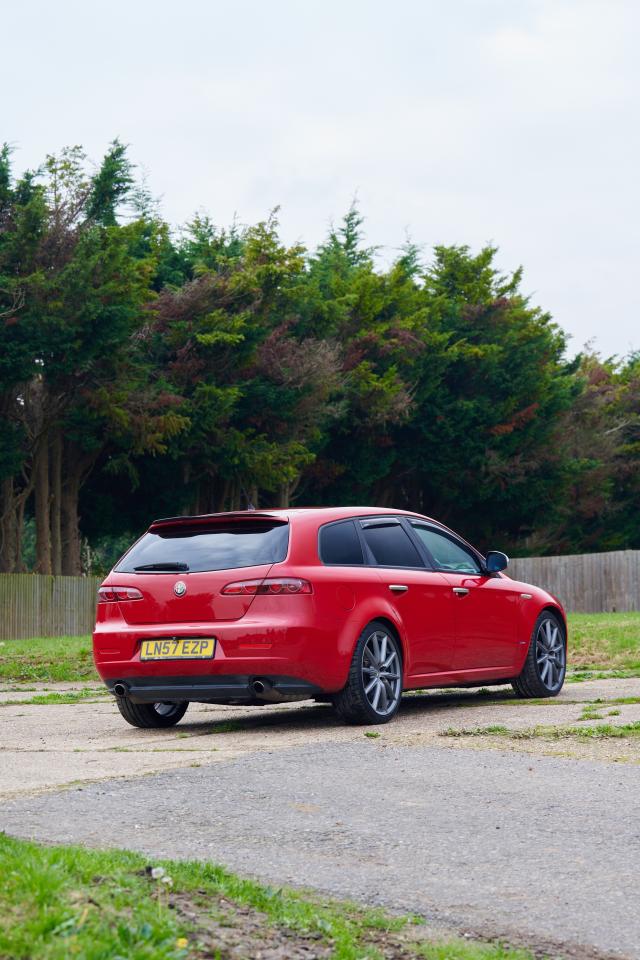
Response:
[512,611,566,698]
[333,621,403,725]
[116,696,189,728]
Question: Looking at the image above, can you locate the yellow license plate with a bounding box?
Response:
[140,638,216,661]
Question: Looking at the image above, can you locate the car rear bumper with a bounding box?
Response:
[93,612,356,693]
[105,674,323,704]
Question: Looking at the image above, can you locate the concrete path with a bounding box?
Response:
[3,678,640,799]
[3,679,640,958]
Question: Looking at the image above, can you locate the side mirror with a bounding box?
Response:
[485,550,509,573]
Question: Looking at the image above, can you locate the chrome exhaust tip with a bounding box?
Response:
[113,682,127,698]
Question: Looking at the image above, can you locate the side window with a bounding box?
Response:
[360,522,424,568]
[410,524,481,575]
[319,520,364,565]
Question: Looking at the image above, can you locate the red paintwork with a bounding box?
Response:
[93,506,566,695]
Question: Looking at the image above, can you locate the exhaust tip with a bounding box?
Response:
[113,682,127,698]
[252,679,266,694]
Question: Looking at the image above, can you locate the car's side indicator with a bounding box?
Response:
[521,593,532,600]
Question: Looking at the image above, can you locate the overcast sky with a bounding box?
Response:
[3,0,638,357]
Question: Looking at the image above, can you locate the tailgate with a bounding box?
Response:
[108,514,289,625]
[115,564,275,624]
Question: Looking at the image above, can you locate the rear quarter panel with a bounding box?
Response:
[270,561,410,688]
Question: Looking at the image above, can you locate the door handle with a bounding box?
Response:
[452,587,469,596]
[389,584,408,593]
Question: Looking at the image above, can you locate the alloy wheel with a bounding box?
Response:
[361,630,402,716]
[535,617,566,691]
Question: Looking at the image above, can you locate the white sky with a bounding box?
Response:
[2,0,638,357]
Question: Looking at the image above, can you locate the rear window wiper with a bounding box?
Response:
[133,562,190,572]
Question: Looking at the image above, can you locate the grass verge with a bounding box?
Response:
[0,688,108,707]
[0,636,95,683]
[0,834,532,960]
[567,612,640,677]
[441,720,640,742]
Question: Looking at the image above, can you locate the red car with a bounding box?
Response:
[93,507,567,728]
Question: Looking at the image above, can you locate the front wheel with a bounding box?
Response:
[116,696,189,728]
[512,611,566,698]
[333,621,403,725]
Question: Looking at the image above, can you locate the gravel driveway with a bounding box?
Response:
[3,679,640,958]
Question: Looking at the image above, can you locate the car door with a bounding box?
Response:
[408,522,520,671]
[357,517,456,679]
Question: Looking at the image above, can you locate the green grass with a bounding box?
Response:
[567,612,640,675]
[593,696,640,705]
[441,721,640,742]
[566,668,640,682]
[0,688,108,708]
[443,725,510,738]
[0,635,95,683]
[578,705,605,721]
[0,835,532,960]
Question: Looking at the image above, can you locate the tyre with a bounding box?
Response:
[512,611,567,698]
[333,621,403,724]
[116,696,189,728]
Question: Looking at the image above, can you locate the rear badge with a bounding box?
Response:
[173,581,187,597]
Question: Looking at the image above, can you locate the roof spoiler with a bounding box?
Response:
[149,511,287,532]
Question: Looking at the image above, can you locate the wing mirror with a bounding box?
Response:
[485,550,509,573]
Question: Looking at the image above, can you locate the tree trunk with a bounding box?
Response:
[60,440,99,576]
[50,430,63,575]
[34,435,52,574]
[216,478,230,513]
[0,476,18,573]
[277,483,291,508]
[14,494,26,571]
[61,461,82,575]
[198,475,216,514]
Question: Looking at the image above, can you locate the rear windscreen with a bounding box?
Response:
[115,522,289,573]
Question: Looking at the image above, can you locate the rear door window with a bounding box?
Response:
[115,522,289,573]
[319,520,364,565]
[360,520,424,568]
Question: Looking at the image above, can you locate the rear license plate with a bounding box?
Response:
[140,638,216,661]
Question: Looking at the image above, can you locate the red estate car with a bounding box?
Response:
[93,507,567,727]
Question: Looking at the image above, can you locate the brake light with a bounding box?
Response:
[98,586,144,602]
[221,578,312,596]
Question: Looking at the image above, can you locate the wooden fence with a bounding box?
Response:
[0,574,101,640]
[509,550,640,614]
[0,551,638,639]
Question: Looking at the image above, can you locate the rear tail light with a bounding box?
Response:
[98,586,144,602]
[221,577,312,596]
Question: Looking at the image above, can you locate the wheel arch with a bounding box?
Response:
[362,616,407,675]
[541,603,568,635]
[515,601,567,675]
[512,604,567,698]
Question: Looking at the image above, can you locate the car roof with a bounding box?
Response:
[147,506,482,559]
[149,505,436,529]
